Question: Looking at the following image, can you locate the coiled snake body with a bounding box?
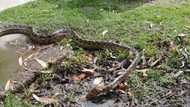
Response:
[0,24,140,99]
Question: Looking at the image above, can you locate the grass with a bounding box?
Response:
[1,0,190,106]
[4,92,42,107]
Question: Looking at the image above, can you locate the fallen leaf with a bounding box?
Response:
[149,55,163,67]
[79,95,87,101]
[149,23,154,29]
[142,70,148,77]
[117,82,128,92]
[169,41,177,52]
[102,30,108,36]
[40,69,54,74]
[173,71,184,78]
[137,69,148,77]
[4,80,14,91]
[18,56,23,66]
[93,77,104,86]
[72,73,86,81]
[165,90,173,97]
[178,33,186,37]
[127,91,133,97]
[35,58,48,69]
[85,52,94,62]
[32,94,58,105]
[24,54,34,61]
[81,68,96,75]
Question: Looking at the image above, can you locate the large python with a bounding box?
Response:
[0,24,140,99]
[0,24,137,53]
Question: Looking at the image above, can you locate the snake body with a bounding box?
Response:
[0,24,137,53]
[0,24,140,97]
[0,24,65,45]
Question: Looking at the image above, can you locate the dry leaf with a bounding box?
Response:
[117,82,128,92]
[150,55,163,67]
[93,77,104,86]
[4,80,14,91]
[165,90,173,96]
[32,94,58,105]
[127,91,133,97]
[142,70,148,77]
[173,71,184,78]
[137,69,148,77]
[178,33,186,37]
[79,95,87,101]
[169,41,177,52]
[18,56,23,66]
[81,68,96,75]
[85,52,94,62]
[24,54,34,61]
[35,58,48,69]
[40,69,54,74]
[149,23,154,28]
[72,68,96,81]
[72,73,86,81]
[102,30,108,36]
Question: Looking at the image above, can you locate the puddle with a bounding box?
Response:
[0,47,18,85]
[0,35,28,85]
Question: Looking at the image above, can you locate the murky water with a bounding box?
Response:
[0,35,27,85]
[0,46,18,85]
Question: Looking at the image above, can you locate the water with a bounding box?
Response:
[0,35,27,85]
[0,47,18,85]
[0,0,32,85]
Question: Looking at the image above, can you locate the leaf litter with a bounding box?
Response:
[1,34,190,107]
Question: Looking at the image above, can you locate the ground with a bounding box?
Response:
[0,0,190,107]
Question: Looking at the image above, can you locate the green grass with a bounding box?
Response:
[1,0,190,105]
[4,92,42,107]
[1,0,190,57]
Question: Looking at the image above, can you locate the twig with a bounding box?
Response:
[85,50,142,100]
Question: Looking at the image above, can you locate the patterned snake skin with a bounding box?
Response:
[0,24,139,96]
[0,24,138,54]
[0,24,67,45]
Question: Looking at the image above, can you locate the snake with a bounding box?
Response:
[0,24,136,52]
[0,24,140,99]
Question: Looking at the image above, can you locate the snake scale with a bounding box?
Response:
[0,24,140,99]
